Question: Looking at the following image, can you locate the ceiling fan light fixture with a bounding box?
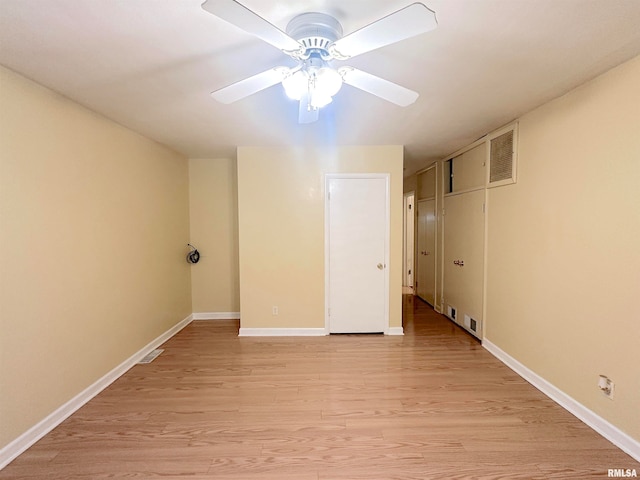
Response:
[282,62,342,109]
[310,90,333,109]
[315,66,342,97]
[282,70,308,100]
[203,1,437,123]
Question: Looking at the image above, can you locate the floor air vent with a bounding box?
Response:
[464,314,481,337]
[447,305,457,321]
[138,348,164,364]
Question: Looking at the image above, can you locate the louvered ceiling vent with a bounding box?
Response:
[488,125,517,186]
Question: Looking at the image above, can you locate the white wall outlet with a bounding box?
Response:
[272,306,279,316]
[598,375,614,399]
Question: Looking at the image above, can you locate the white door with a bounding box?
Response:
[326,175,389,333]
[416,198,436,305]
[403,193,415,288]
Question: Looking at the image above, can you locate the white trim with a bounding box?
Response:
[324,175,330,334]
[238,328,327,337]
[324,173,391,334]
[481,189,489,340]
[0,314,194,470]
[483,338,640,463]
[192,312,240,320]
[443,185,485,198]
[387,327,404,336]
[414,160,438,177]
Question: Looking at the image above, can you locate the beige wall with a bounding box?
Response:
[189,158,240,314]
[485,55,640,440]
[0,67,191,448]
[237,146,404,330]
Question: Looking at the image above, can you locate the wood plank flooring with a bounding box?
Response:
[2,295,638,479]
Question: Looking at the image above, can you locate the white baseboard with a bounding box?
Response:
[483,338,640,463]
[387,327,404,335]
[239,327,327,336]
[0,314,194,470]
[239,327,404,336]
[192,312,240,320]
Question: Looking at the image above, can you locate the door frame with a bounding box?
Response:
[324,173,391,334]
[414,162,439,310]
[403,191,415,288]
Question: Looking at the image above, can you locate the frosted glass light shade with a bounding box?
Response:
[315,67,342,97]
[283,64,342,109]
[310,90,333,109]
[282,70,308,100]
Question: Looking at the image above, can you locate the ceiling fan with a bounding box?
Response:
[201,0,437,124]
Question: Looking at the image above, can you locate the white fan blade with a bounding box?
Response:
[202,0,302,55]
[329,3,437,60]
[339,67,419,106]
[212,68,289,104]
[299,93,319,124]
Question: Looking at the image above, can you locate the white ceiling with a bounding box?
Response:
[1,0,640,176]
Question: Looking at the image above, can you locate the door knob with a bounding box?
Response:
[377,263,384,270]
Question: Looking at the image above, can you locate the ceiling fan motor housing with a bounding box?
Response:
[286,12,343,59]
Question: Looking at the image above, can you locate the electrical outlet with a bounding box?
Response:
[598,375,614,399]
[272,306,278,316]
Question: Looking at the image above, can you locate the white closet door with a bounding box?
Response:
[443,189,485,337]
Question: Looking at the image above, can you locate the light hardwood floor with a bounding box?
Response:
[2,296,638,479]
